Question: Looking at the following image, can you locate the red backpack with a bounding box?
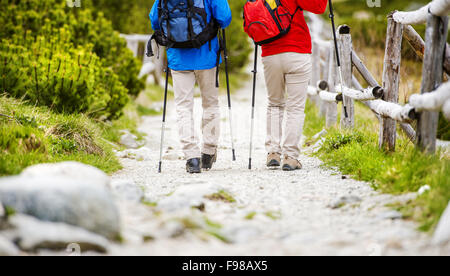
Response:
[243,0,301,45]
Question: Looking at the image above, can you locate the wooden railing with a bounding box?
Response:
[120,34,166,86]
[308,0,450,154]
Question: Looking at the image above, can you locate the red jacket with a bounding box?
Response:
[261,0,328,57]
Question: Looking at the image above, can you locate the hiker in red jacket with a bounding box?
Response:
[261,0,328,171]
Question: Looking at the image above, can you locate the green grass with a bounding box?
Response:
[204,190,236,203]
[100,101,145,145]
[264,211,282,221]
[245,212,257,220]
[137,105,162,116]
[0,95,148,176]
[304,100,450,232]
[142,83,174,102]
[303,100,327,146]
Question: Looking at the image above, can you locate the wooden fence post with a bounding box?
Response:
[326,43,338,128]
[337,25,354,129]
[379,12,403,152]
[126,39,139,58]
[417,13,449,153]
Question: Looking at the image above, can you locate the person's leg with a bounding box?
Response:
[172,70,201,160]
[262,54,286,159]
[195,68,220,157]
[282,53,312,161]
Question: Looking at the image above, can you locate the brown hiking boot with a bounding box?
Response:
[267,153,281,168]
[282,156,302,171]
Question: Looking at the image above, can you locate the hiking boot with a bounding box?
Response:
[266,153,281,168]
[186,158,201,174]
[282,156,302,171]
[201,152,217,170]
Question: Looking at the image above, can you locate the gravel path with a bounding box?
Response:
[110,56,446,256]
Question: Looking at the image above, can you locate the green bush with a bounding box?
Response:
[1,33,128,120]
[68,8,145,97]
[83,0,151,35]
[0,0,145,119]
[226,0,252,72]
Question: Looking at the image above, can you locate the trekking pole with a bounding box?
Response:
[248,45,258,170]
[222,29,236,161]
[328,0,348,119]
[158,62,170,173]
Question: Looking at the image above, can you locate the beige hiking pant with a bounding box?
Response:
[172,68,220,160]
[262,52,312,159]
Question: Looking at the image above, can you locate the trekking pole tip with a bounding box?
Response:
[232,149,236,161]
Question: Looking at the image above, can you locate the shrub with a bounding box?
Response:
[0,0,145,119]
[0,31,128,120]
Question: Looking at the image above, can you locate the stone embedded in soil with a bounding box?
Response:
[163,152,183,161]
[0,201,6,230]
[0,234,20,256]
[116,147,152,161]
[379,210,403,220]
[432,201,450,245]
[2,215,109,253]
[223,225,261,244]
[158,184,222,212]
[328,195,362,209]
[111,179,144,203]
[119,130,144,149]
[0,162,121,240]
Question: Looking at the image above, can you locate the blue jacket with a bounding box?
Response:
[150,0,232,71]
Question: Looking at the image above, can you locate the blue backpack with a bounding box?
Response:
[150,0,219,50]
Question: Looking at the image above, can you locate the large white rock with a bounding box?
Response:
[119,130,144,149]
[2,215,109,253]
[0,162,120,240]
[0,235,20,256]
[21,161,111,188]
[432,201,450,245]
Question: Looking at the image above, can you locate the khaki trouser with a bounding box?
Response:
[171,68,220,160]
[262,52,312,159]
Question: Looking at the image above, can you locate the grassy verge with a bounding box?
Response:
[304,100,450,232]
[0,95,145,176]
[0,70,248,177]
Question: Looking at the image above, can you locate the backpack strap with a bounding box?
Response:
[186,0,196,41]
[160,0,173,43]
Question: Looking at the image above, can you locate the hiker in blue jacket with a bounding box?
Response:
[150,0,232,173]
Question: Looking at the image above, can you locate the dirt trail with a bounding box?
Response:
[110,55,444,256]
